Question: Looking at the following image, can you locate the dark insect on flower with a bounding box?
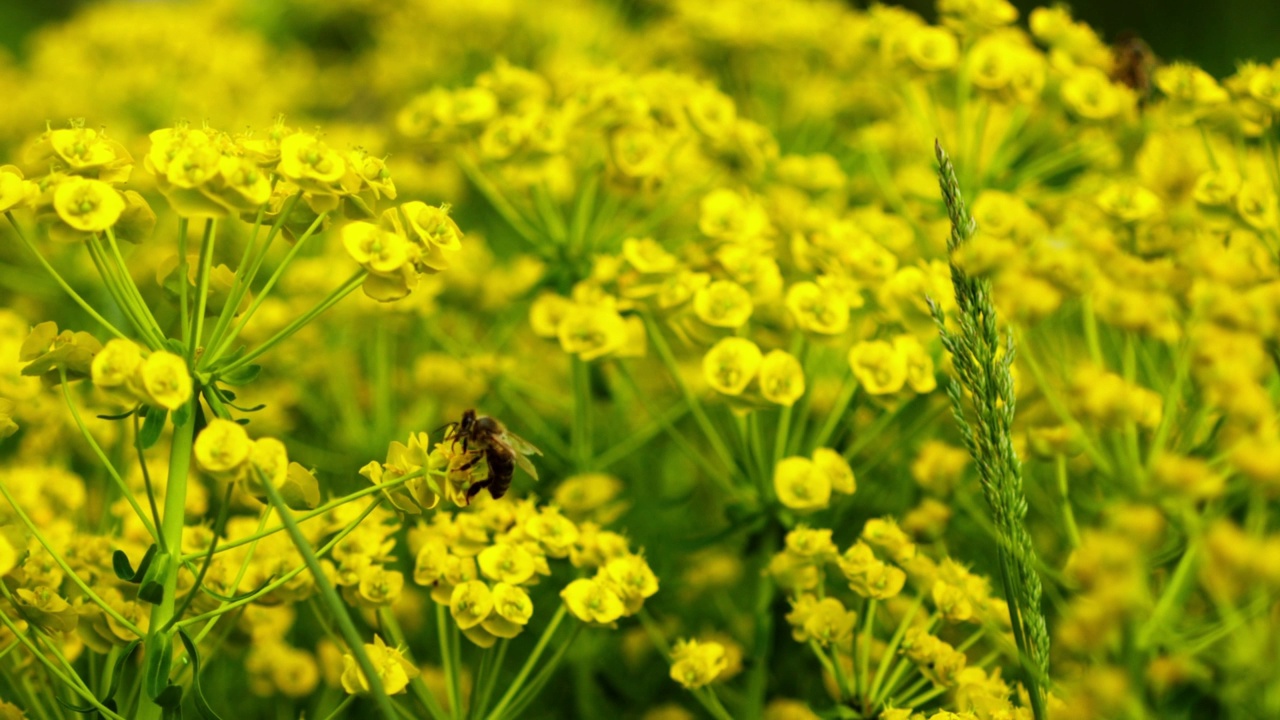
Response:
[444,409,541,503]
[1111,31,1158,103]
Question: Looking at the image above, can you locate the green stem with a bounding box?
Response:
[189,219,217,360]
[204,210,328,369]
[104,227,166,341]
[257,468,399,720]
[571,357,592,470]
[484,604,567,720]
[85,232,163,348]
[59,378,159,542]
[137,395,196,720]
[218,270,365,374]
[1055,454,1081,549]
[868,594,924,708]
[177,218,191,343]
[204,204,265,359]
[380,608,451,720]
[319,696,355,720]
[6,211,128,341]
[438,604,462,720]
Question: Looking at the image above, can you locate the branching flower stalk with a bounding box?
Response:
[928,140,1051,719]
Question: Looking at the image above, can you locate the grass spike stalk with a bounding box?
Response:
[928,139,1051,719]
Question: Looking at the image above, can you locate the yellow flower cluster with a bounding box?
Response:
[90,338,191,410]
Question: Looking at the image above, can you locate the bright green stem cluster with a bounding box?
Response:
[929,140,1051,719]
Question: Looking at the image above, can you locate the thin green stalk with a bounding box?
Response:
[318,696,354,720]
[473,639,509,720]
[218,270,365,374]
[189,219,218,359]
[809,375,857,452]
[0,587,127,720]
[571,356,593,470]
[177,218,191,342]
[1055,454,1081,549]
[857,598,876,703]
[105,227,166,339]
[500,623,583,719]
[484,604,567,720]
[6,211,127,341]
[641,314,743,483]
[205,210,328,368]
[204,204,266,359]
[85,233,164,348]
[179,469,425,562]
[256,468,399,720]
[60,377,159,542]
[438,604,462,720]
[380,608,450,720]
[869,594,924,706]
[138,395,197,720]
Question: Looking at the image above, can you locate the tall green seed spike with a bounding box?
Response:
[929,139,1051,720]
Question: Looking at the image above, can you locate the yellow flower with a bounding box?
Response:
[773,457,831,512]
[557,302,629,361]
[356,565,405,607]
[340,635,417,696]
[278,132,346,188]
[802,597,857,646]
[759,350,805,406]
[139,351,192,410]
[90,338,143,389]
[478,542,537,585]
[622,237,679,274]
[703,337,763,396]
[1097,183,1162,223]
[482,582,533,639]
[893,335,937,394]
[812,448,855,494]
[1061,67,1133,121]
[693,280,753,328]
[342,221,410,274]
[529,292,574,338]
[602,553,659,614]
[0,534,16,577]
[450,580,494,630]
[669,638,727,689]
[194,419,252,476]
[561,576,625,625]
[53,177,125,232]
[785,281,849,335]
[848,340,908,395]
[907,26,960,72]
[0,165,28,213]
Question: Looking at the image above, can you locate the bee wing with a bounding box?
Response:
[503,431,543,457]
[513,452,539,481]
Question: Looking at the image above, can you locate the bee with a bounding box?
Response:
[444,409,541,503]
[1111,31,1157,103]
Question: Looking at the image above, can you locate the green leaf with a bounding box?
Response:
[217,363,261,386]
[97,407,139,421]
[172,400,193,432]
[53,695,96,714]
[163,338,186,356]
[139,406,168,450]
[178,629,225,720]
[139,551,172,605]
[104,640,141,703]
[113,545,157,583]
[144,628,176,703]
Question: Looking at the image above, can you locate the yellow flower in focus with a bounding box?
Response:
[450,580,494,630]
[561,577,625,625]
[669,638,727,689]
[703,337,763,396]
[478,543,537,585]
[849,340,908,395]
[481,582,533,639]
[759,350,805,406]
[343,222,410,273]
[603,553,659,614]
[340,635,417,696]
[53,177,125,232]
[195,418,252,476]
[278,132,346,188]
[693,280,753,328]
[774,457,831,512]
[139,351,192,410]
[812,448,855,494]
